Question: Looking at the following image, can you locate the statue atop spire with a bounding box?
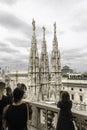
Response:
[54,22,56,35]
[32,19,35,31]
[42,26,45,41]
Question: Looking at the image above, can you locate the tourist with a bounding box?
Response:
[2,87,13,130]
[17,83,21,88]
[20,83,27,98]
[0,82,7,130]
[21,83,27,91]
[5,87,13,104]
[4,87,32,130]
[56,91,75,130]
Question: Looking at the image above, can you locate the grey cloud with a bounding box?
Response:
[6,38,30,47]
[0,11,44,38]
[0,48,18,53]
[72,10,87,32]
[0,0,20,5]
[0,51,28,61]
[0,41,28,66]
[6,36,47,51]
[0,41,19,53]
[0,59,28,71]
[58,30,65,35]
[42,0,83,11]
[0,10,51,35]
[0,42,9,47]
[61,47,87,62]
[0,48,29,71]
[61,47,87,72]
[0,11,32,37]
[72,22,87,32]
[43,0,82,6]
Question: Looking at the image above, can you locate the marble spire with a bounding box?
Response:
[42,26,45,41]
[28,19,40,101]
[39,26,49,100]
[50,22,62,101]
[32,19,35,31]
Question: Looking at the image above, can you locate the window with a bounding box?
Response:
[71,94,74,100]
[80,95,83,102]
[79,89,82,91]
[71,88,73,90]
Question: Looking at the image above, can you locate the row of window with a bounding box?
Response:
[71,94,83,102]
[62,87,83,102]
[63,87,82,91]
[71,87,82,91]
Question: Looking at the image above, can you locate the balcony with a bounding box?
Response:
[24,99,87,130]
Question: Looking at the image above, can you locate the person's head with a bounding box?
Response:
[0,82,5,99]
[20,83,27,91]
[17,83,21,88]
[20,83,27,99]
[6,87,12,96]
[13,88,24,103]
[61,91,70,102]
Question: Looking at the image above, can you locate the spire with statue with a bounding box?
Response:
[32,18,36,31]
[28,19,40,101]
[39,26,50,100]
[50,22,62,101]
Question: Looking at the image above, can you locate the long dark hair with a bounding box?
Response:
[61,91,70,102]
[6,87,12,96]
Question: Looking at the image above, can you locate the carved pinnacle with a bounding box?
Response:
[54,22,56,35]
[32,19,35,31]
[42,26,45,40]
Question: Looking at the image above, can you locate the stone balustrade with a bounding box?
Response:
[72,102,87,111]
[24,99,87,130]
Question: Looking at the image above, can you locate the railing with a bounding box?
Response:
[72,102,87,111]
[24,99,87,130]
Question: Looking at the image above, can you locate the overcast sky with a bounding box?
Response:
[0,0,87,72]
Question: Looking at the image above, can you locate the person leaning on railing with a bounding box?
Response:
[56,91,75,130]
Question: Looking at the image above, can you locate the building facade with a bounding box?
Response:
[3,72,87,111]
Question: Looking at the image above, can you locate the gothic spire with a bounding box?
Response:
[53,22,57,43]
[54,22,56,38]
[28,19,40,101]
[39,26,49,100]
[50,22,62,101]
[42,26,45,41]
[32,19,36,31]
[53,22,58,50]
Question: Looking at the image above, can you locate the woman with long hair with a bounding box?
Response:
[56,91,75,130]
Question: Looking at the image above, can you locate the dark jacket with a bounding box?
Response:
[0,95,10,130]
[56,100,75,130]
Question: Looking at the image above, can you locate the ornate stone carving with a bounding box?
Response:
[42,26,45,41]
[54,22,56,35]
[32,19,35,31]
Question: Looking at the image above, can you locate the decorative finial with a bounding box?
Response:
[42,26,45,40]
[54,22,56,35]
[32,19,35,31]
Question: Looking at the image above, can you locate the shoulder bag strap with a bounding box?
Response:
[26,103,29,121]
